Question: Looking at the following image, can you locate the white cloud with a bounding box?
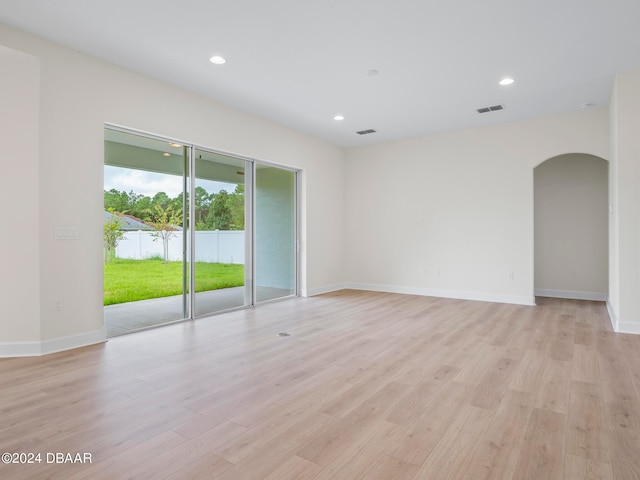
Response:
[104,166,235,197]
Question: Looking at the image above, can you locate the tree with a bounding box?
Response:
[228,184,245,230]
[105,183,245,234]
[104,189,153,219]
[103,209,125,263]
[152,191,172,210]
[104,189,130,213]
[194,186,211,224]
[130,195,151,219]
[145,203,182,263]
[205,190,233,230]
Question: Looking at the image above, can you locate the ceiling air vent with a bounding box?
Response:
[477,104,504,114]
[356,129,376,135]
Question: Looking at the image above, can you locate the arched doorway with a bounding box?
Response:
[534,153,608,300]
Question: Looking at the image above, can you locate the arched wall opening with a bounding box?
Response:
[534,153,609,300]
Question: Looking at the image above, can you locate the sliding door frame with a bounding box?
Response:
[252,163,300,305]
[244,159,255,309]
[188,144,196,319]
[104,123,300,323]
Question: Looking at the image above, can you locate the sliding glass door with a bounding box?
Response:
[192,149,250,317]
[103,129,189,336]
[103,126,298,336]
[255,165,297,302]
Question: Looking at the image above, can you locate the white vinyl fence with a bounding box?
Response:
[116,230,244,264]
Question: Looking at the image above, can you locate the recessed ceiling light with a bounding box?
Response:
[334,115,345,121]
[163,152,171,157]
[499,77,515,86]
[366,69,379,76]
[168,143,182,148]
[209,55,226,65]
[579,102,595,110]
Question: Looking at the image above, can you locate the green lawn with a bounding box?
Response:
[104,258,244,305]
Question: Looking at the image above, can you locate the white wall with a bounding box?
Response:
[0,23,345,356]
[609,70,640,334]
[0,46,40,350]
[534,154,608,300]
[344,109,609,305]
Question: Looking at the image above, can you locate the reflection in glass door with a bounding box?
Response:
[192,149,250,317]
[255,165,297,302]
[103,129,188,336]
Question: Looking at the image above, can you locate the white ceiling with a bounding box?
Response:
[1,0,639,147]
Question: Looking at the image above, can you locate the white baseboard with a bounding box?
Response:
[535,289,608,301]
[0,340,41,357]
[606,300,640,334]
[606,299,618,332]
[0,329,106,358]
[345,283,536,306]
[304,283,347,297]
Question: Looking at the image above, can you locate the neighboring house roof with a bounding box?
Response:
[104,211,154,231]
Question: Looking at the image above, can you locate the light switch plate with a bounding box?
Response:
[54,226,80,240]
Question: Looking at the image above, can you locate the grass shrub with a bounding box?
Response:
[104,258,244,305]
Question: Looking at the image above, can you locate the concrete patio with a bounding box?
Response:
[104,286,292,336]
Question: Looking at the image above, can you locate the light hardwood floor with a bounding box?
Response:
[1,291,640,479]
